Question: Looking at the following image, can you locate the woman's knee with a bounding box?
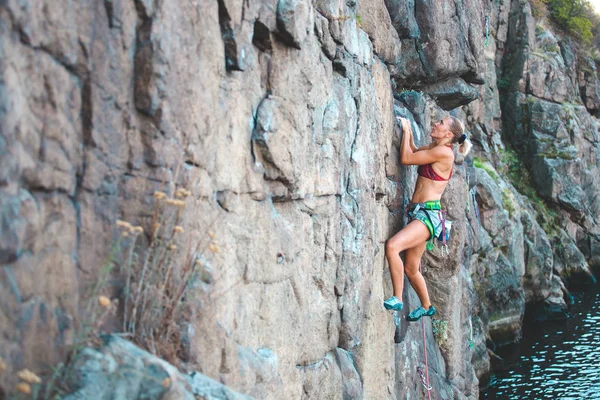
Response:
[405,262,420,279]
[385,239,402,255]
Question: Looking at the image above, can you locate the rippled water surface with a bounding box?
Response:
[481,286,600,399]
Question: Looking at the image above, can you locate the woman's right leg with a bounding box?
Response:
[404,240,430,308]
[385,220,430,298]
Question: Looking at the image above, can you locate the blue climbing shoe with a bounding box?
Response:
[407,305,436,321]
[383,296,403,311]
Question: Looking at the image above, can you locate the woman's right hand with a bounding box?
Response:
[397,116,419,152]
[396,116,412,135]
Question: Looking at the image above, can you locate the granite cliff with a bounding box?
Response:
[1,0,599,398]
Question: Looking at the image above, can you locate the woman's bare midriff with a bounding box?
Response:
[410,176,449,203]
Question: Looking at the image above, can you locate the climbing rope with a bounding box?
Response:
[419,261,433,399]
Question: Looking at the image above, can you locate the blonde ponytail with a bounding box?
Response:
[458,137,472,156]
[449,117,471,156]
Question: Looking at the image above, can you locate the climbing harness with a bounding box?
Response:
[426,240,435,251]
[405,201,451,254]
[437,210,450,256]
[418,261,433,399]
[485,16,490,47]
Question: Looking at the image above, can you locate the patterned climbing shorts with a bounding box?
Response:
[407,201,445,241]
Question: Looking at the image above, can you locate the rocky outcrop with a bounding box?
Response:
[62,335,253,400]
[386,0,486,108]
[461,0,600,383]
[469,166,526,345]
[387,0,486,83]
[579,57,600,112]
[501,1,600,281]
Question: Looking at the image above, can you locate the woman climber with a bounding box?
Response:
[383,115,472,321]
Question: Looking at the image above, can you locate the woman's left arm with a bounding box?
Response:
[401,146,448,165]
[399,120,448,165]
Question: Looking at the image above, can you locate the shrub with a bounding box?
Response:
[356,15,363,28]
[545,0,595,44]
[502,189,516,217]
[432,318,449,348]
[530,0,549,19]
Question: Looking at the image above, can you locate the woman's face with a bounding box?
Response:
[430,117,452,140]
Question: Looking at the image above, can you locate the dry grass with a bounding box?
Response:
[118,186,204,363]
[8,151,222,398]
[116,158,221,363]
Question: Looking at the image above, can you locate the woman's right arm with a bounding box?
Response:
[398,117,431,152]
[399,118,415,164]
[399,118,449,166]
[398,116,419,152]
[409,132,418,152]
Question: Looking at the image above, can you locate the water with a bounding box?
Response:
[481,285,600,399]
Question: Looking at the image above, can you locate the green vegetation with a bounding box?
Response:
[531,0,549,19]
[502,189,516,217]
[539,146,576,159]
[536,23,547,35]
[498,147,561,237]
[497,76,510,90]
[530,0,600,64]
[590,48,600,64]
[562,100,584,108]
[432,318,449,348]
[545,0,595,44]
[530,50,555,60]
[398,88,424,96]
[474,157,500,183]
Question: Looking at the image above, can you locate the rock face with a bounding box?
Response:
[1,0,600,399]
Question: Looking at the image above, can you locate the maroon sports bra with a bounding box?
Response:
[417,163,452,181]
[417,144,453,181]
